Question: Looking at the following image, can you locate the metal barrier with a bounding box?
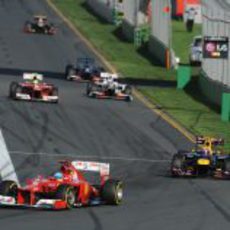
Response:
[148,0,172,67]
[85,0,173,67]
[86,0,124,25]
[122,0,150,44]
[200,0,230,106]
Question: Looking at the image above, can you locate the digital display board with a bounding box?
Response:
[203,36,229,59]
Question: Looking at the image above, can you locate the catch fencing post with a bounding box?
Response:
[221,93,230,122]
[177,65,191,89]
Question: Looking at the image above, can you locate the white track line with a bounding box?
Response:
[0,130,19,184]
[9,151,170,163]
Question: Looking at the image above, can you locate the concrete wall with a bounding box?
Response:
[199,71,230,107]
[122,0,150,41]
[148,0,172,67]
[151,0,171,47]
[148,35,167,66]
[202,0,230,87]
[199,0,230,106]
[86,0,114,23]
[122,19,135,42]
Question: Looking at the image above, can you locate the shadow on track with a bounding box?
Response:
[0,67,177,88]
[0,67,63,80]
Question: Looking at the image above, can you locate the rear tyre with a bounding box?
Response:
[224,159,230,172]
[125,95,132,102]
[55,185,76,209]
[24,21,32,32]
[86,82,93,96]
[101,179,123,205]
[125,85,132,95]
[0,180,18,200]
[65,65,75,80]
[171,153,184,177]
[9,82,18,99]
[52,87,59,103]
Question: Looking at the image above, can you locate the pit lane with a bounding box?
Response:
[0,0,230,230]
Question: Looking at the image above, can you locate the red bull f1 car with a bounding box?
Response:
[171,136,230,178]
[65,57,104,82]
[9,73,59,103]
[24,15,56,35]
[0,160,123,210]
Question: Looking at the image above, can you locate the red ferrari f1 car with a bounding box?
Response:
[0,160,123,210]
[9,73,59,103]
[24,15,56,35]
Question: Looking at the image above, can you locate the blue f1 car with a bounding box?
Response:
[171,136,230,178]
[65,57,104,81]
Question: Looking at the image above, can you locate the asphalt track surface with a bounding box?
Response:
[0,1,230,230]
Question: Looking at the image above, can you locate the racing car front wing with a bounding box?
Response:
[15,93,58,103]
[0,195,67,210]
[88,91,133,101]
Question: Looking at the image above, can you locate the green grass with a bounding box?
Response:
[139,86,230,149]
[53,0,175,80]
[172,20,201,64]
[52,0,230,149]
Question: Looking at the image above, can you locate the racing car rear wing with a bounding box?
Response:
[196,136,224,146]
[71,161,110,177]
[23,73,43,81]
[100,72,118,80]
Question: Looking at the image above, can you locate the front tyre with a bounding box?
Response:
[9,82,18,99]
[102,179,123,205]
[55,185,76,209]
[86,82,93,96]
[0,180,18,200]
[51,87,59,103]
[65,65,75,80]
[223,158,230,173]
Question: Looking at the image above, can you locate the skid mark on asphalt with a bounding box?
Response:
[9,151,170,164]
[0,37,13,66]
[9,104,49,155]
[188,180,230,223]
[88,209,103,230]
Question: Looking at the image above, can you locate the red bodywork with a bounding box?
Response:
[19,82,55,96]
[10,80,59,103]
[11,161,109,209]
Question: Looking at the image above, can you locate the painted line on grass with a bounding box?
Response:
[10,151,170,164]
[0,129,19,184]
[46,0,195,143]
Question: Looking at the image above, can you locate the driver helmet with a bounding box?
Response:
[38,18,44,27]
[33,75,39,84]
[54,172,63,180]
[85,66,90,73]
[61,164,74,175]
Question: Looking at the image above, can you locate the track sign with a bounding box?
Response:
[203,36,229,59]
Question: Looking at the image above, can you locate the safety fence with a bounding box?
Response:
[85,0,172,67]
[121,0,151,44]
[86,0,124,25]
[149,0,172,67]
[121,0,172,67]
[200,0,230,106]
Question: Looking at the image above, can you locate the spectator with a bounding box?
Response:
[185,7,197,32]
